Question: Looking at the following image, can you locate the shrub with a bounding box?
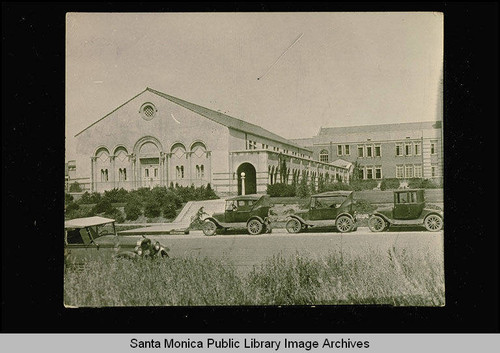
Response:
[79,191,102,204]
[267,183,296,197]
[350,180,378,191]
[408,178,440,189]
[104,207,125,223]
[296,176,310,198]
[353,199,377,214]
[91,199,114,214]
[162,202,177,220]
[66,202,80,213]
[65,193,74,204]
[321,182,353,191]
[144,199,161,218]
[380,178,400,190]
[124,202,142,221]
[103,188,129,203]
[69,182,82,192]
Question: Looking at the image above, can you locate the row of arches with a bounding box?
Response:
[91,138,211,191]
[268,165,344,186]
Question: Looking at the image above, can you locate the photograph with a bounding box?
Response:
[64,12,444,307]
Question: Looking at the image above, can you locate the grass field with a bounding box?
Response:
[64,244,444,307]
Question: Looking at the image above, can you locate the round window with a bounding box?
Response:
[140,103,157,120]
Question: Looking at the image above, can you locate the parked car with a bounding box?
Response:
[64,216,169,265]
[367,189,443,232]
[202,194,272,235]
[285,191,357,233]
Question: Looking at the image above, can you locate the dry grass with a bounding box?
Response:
[64,246,444,307]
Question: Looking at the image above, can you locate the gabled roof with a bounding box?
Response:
[147,88,311,152]
[76,87,311,152]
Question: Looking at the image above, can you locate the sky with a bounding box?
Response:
[66,12,443,160]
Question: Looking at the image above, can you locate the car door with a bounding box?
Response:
[234,200,252,222]
[65,227,100,264]
[393,192,411,219]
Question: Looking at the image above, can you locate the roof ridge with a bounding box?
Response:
[147,87,311,152]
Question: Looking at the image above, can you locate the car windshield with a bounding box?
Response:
[97,223,116,237]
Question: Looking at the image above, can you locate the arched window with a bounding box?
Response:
[319,149,329,163]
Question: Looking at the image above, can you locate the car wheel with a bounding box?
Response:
[286,218,302,233]
[336,215,354,233]
[368,215,386,232]
[202,220,217,236]
[424,214,443,232]
[247,219,263,235]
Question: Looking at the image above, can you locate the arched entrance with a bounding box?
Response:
[237,163,256,195]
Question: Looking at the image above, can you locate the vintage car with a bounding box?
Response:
[367,189,443,232]
[285,191,357,233]
[64,216,169,265]
[202,194,272,235]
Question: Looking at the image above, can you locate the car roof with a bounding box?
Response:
[65,216,115,229]
[311,191,353,197]
[226,194,267,201]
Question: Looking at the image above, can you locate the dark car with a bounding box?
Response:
[285,191,357,233]
[64,216,168,265]
[368,189,443,232]
[202,194,272,235]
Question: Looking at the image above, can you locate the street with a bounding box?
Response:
[148,227,444,275]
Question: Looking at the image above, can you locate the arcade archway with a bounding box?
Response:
[237,163,256,195]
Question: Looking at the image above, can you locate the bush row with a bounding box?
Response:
[267,177,441,197]
[65,184,219,222]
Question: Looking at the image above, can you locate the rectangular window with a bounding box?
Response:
[375,167,382,179]
[154,168,158,178]
[396,165,404,179]
[431,167,436,177]
[366,145,373,157]
[358,145,364,158]
[405,143,412,156]
[337,145,342,156]
[414,164,422,178]
[414,143,421,156]
[145,169,149,178]
[123,168,127,181]
[431,141,437,154]
[375,145,381,157]
[396,143,403,156]
[366,167,373,179]
[344,145,350,155]
[405,165,414,178]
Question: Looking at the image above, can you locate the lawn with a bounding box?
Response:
[64,245,444,307]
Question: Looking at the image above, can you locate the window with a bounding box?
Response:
[319,150,329,162]
[405,165,414,178]
[357,145,364,158]
[337,145,342,156]
[145,169,149,178]
[200,165,204,178]
[405,143,412,156]
[366,145,373,157]
[414,143,421,156]
[154,168,158,178]
[431,164,438,177]
[181,166,184,178]
[100,169,108,182]
[366,167,373,179]
[414,164,422,178]
[396,143,403,156]
[431,141,437,154]
[375,145,381,157]
[140,102,157,121]
[375,167,382,179]
[397,192,409,204]
[396,165,404,178]
[344,145,350,155]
